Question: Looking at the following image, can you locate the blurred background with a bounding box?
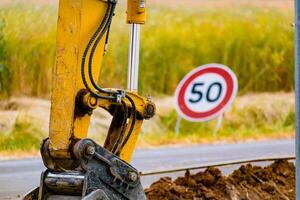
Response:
[0,0,295,156]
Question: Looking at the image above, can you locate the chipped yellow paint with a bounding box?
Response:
[49,0,152,162]
[49,0,108,158]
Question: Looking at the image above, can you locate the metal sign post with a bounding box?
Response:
[175,116,182,136]
[213,114,223,138]
[295,0,300,198]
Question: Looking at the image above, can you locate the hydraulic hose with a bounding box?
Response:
[88,3,118,95]
[112,100,129,154]
[116,95,137,154]
[81,2,116,100]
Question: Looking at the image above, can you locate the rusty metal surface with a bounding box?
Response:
[28,139,146,199]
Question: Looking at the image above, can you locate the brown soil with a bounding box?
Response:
[145,160,295,200]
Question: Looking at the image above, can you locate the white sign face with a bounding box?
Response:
[175,64,238,122]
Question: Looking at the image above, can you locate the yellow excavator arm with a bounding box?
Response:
[49,0,150,162]
[24,0,155,199]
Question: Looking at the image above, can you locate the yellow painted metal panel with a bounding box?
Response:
[49,0,153,162]
[49,0,108,158]
[127,0,146,24]
[119,120,143,162]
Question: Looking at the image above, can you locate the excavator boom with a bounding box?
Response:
[24,0,155,199]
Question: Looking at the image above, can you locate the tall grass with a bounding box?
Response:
[0,93,293,151]
[140,93,295,146]
[0,2,294,98]
[0,16,9,97]
[0,118,43,151]
[0,3,57,98]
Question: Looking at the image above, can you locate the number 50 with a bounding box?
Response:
[188,82,223,103]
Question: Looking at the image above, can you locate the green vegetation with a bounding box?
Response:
[0,93,294,152]
[141,111,294,146]
[0,16,9,97]
[0,2,294,98]
[139,93,295,146]
[0,118,43,151]
[0,3,57,98]
[0,2,295,152]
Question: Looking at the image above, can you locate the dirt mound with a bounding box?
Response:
[145,160,295,200]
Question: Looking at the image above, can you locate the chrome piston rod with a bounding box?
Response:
[44,172,84,196]
[127,24,140,91]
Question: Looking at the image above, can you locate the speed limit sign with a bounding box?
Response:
[175,64,238,122]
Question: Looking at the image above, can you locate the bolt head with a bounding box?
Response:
[128,171,138,182]
[146,104,155,117]
[147,95,152,101]
[86,146,95,155]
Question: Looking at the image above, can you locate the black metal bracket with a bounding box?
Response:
[25,139,146,200]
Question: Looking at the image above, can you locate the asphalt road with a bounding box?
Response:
[0,139,294,199]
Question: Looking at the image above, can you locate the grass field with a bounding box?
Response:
[0,0,295,98]
[0,93,295,153]
[139,92,295,147]
[0,119,42,151]
[0,1,296,154]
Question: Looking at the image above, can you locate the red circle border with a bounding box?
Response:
[177,66,235,119]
